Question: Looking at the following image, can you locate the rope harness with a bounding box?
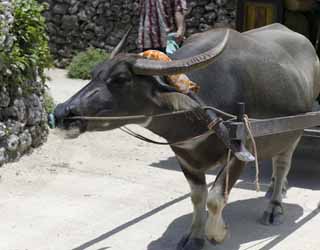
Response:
[61,48,260,196]
[66,105,260,197]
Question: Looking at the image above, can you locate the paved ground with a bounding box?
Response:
[1,69,320,250]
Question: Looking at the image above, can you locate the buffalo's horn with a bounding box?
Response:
[132,29,230,76]
[110,25,133,59]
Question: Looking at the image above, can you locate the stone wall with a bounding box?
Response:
[39,0,236,67]
[0,0,49,166]
[0,86,49,166]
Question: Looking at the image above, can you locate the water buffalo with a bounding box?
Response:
[54,23,320,250]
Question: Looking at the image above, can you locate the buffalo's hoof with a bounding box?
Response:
[177,234,205,250]
[260,202,285,225]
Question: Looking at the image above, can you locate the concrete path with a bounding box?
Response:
[0,69,320,250]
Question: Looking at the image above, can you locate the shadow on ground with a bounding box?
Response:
[148,198,319,250]
[71,137,319,250]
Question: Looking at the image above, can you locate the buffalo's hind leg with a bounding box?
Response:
[177,164,207,250]
[261,136,301,225]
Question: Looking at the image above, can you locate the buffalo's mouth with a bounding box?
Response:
[55,117,87,139]
[54,104,124,138]
[54,103,87,138]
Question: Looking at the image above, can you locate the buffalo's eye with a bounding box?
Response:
[107,73,131,91]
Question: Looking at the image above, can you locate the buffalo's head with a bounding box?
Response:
[54,29,229,137]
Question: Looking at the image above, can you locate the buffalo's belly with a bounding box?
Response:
[172,130,302,172]
[255,130,303,160]
[172,133,226,172]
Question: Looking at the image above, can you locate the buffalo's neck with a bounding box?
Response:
[146,110,227,170]
[146,110,208,143]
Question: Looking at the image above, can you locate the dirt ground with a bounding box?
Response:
[1,69,320,250]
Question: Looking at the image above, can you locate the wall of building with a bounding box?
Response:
[39,0,236,67]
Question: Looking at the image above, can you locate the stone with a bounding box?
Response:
[25,94,43,126]
[199,23,212,32]
[0,123,6,138]
[217,8,228,18]
[18,130,32,153]
[94,26,105,36]
[204,12,217,24]
[91,0,100,8]
[226,0,236,10]
[78,10,87,21]
[197,0,209,6]
[54,36,70,45]
[187,17,200,27]
[69,0,77,6]
[110,4,121,14]
[188,1,198,9]
[84,22,95,31]
[191,6,205,19]
[52,14,63,25]
[87,6,96,17]
[216,0,228,6]
[120,14,131,24]
[5,120,23,135]
[61,15,78,31]
[0,87,10,108]
[47,22,57,34]
[205,3,217,12]
[104,9,112,17]
[58,48,72,58]
[30,125,44,147]
[0,147,6,166]
[4,98,26,122]
[52,3,69,15]
[214,20,232,28]
[83,31,95,41]
[0,0,14,51]
[6,134,19,152]
[69,2,80,15]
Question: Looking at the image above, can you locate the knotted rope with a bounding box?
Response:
[244,114,260,192]
[224,114,260,202]
[224,149,232,202]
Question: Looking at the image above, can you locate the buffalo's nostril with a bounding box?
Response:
[54,103,68,124]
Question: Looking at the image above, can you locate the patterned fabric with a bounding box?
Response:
[138,0,187,51]
[140,50,200,93]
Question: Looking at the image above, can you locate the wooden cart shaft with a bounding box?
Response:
[225,111,320,140]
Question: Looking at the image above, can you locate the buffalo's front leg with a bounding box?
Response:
[206,157,245,243]
[177,163,207,250]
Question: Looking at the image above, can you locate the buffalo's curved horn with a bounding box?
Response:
[132,29,230,76]
[110,25,133,59]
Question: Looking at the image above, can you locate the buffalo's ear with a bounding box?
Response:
[90,60,105,79]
